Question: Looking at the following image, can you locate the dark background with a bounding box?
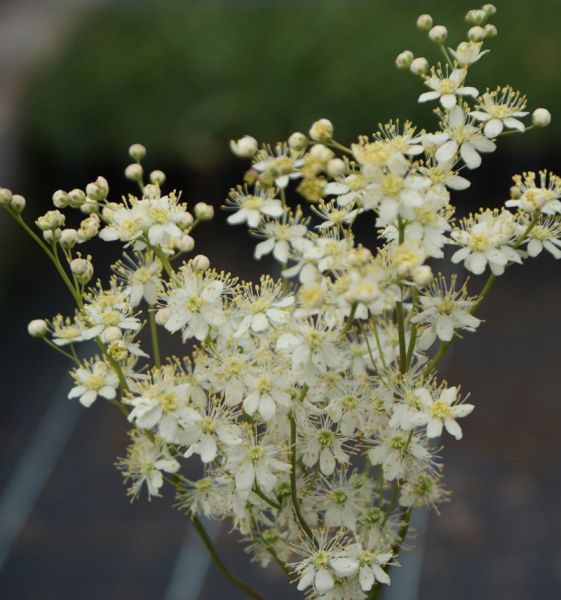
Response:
[0,1,560,598]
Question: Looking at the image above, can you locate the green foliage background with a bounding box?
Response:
[22,0,561,172]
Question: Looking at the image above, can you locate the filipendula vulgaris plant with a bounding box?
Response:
[2,6,558,599]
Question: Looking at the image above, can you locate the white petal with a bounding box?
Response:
[484,119,503,138]
[444,418,463,440]
[460,143,482,169]
[418,91,440,103]
[436,315,454,341]
[200,434,218,463]
[314,569,334,594]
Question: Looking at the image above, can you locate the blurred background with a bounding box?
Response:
[0,0,560,598]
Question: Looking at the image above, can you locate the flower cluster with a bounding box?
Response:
[2,5,558,599]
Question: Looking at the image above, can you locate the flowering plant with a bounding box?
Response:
[1,5,556,599]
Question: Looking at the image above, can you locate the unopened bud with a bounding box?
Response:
[410,57,429,76]
[192,254,210,271]
[68,188,86,208]
[52,189,69,208]
[288,132,307,151]
[429,25,448,44]
[86,176,109,201]
[416,14,433,31]
[467,26,486,41]
[0,187,13,206]
[128,143,146,161]
[27,319,48,337]
[532,108,551,128]
[484,24,497,37]
[395,50,414,69]
[309,144,334,163]
[150,170,166,185]
[10,194,26,213]
[104,326,122,343]
[43,230,61,243]
[412,265,433,286]
[125,163,143,181]
[143,183,160,199]
[155,308,170,326]
[60,228,78,248]
[482,4,497,16]
[327,158,346,178]
[230,135,258,158]
[36,209,65,231]
[178,234,195,252]
[193,202,214,221]
[465,9,487,25]
[309,118,334,142]
[80,201,99,215]
[70,258,93,284]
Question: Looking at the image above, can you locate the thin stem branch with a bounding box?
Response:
[191,516,266,600]
[148,308,161,368]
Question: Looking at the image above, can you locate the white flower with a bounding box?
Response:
[368,429,430,481]
[68,359,119,407]
[331,544,393,592]
[225,186,284,228]
[253,209,309,263]
[506,170,561,215]
[449,41,489,66]
[412,386,474,440]
[161,264,227,341]
[411,276,481,348]
[451,209,523,275]
[240,370,292,421]
[470,87,528,138]
[182,400,243,463]
[226,440,290,494]
[233,277,294,339]
[419,68,478,109]
[114,252,162,306]
[81,287,140,341]
[435,106,496,169]
[300,417,350,476]
[118,431,180,499]
[126,366,196,442]
[524,218,561,259]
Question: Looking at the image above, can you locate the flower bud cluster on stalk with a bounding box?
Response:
[1,6,558,599]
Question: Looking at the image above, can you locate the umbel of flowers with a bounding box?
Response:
[1,5,557,599]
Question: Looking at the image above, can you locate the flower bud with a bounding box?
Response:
[86,176,109,201]
[60,228,78,248]
[155,308,170,326]
[467,26,486,41]
[410,57,429,76]
[482,3,497,16]
[192,254,210,271]
[176,211,194,228]
[52,189,69,208]
[68,188,86,208]
[395,50,414,69]
[465,9,487,25]
[27,319,48,338]
[178,234,195,252]
[80,201,99,215]
[150,170,166,185]
[412,265,433,286]
[125,163,143,181]
[0,187,13,206]
[416,14,433,31]
[288,132,307,151]
[428,25,448,44]
[70,258,93,284]
[230,135,258,158]
[484,24,497,37]
[104,326,122,343]
[10,194,26,213]
[108,340,128,362]
[327,158,346,178]
[193,202,214,221]
[128,143,146,161]
[143,183,160,199]
[532,108,551,128]
[36,209,65,231]
[510,185,521,200]
[309,118,334,142]
[43,230,61,243]
[309,144,334,163]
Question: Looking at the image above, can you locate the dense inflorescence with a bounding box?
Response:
[3,5,557,599]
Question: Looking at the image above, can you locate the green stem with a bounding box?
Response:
[371,319,388,371]
[438,44,455,69]
[41,338,80,364]
[191,516,266,600]
[154,246,174,278]
[325,139,354,155]
[253,485,281,510]
[149,308,161,368]
[288,386,317,547]
[342,302,357,335]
